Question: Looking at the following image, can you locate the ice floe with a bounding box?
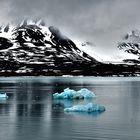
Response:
[64,103,105,113]
[53,88,96,99]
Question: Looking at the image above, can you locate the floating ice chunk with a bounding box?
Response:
[0,93,8,98]
[53,88,96,99]
[64,103,105,113]
[53,88,76,99]
[76,88,95,98]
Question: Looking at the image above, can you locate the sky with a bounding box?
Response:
[0,0,140,60]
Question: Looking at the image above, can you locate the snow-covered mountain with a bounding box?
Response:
[0,20,140,76]
[0,20,99,75]
[74,40,104,62]
[118,30,140,64]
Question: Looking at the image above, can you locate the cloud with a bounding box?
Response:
[0,0,140,57]
[0,0,12,24]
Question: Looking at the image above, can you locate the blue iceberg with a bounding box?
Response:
[53,88,96,99]
[0,93,8,99]
[64,103,105,113]
[53,98,93,108]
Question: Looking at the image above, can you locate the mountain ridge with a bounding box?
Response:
[0,20,99,75]
[0,20,140,76]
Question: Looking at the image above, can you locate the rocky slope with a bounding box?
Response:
[0,20,99,75]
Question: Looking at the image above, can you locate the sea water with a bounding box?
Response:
[0,76,140,140]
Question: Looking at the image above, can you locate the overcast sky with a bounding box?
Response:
[0,0,140,60]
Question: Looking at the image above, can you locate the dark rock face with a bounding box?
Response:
[118,42,140,56]
[0,37,13,50]
[13,25,45,46]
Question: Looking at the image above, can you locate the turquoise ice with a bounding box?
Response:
[53,88,96,99]
[64,103,105,113]
[0,93,8,98]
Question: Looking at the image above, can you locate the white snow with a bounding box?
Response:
[74,40,104,62]
[74,39,140,64]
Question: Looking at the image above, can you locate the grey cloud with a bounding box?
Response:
[0,0,140,57]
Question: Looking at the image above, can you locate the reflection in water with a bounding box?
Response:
[64,110,105,117]
[0,77,140,140]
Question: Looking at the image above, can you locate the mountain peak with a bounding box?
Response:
[0,20,98,75]
[123,29,140,44]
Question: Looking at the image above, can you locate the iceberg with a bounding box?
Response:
[53,88,96,99]
[64,103,105,113]
[0,93,8,98]
[53,98,93,108]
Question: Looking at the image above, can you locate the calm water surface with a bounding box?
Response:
[0,77,140,140]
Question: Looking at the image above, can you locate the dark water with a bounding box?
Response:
[0,77,140,140]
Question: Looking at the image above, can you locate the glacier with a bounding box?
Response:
[64,103,105,113]
[53,88,96,99]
